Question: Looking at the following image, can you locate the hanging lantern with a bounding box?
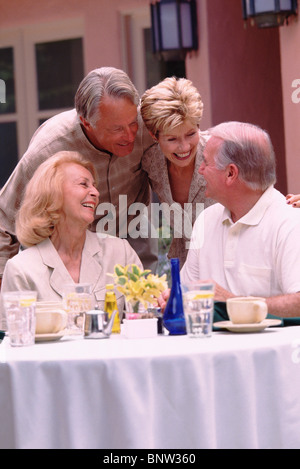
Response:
[151,0,198,61]
[242,0,298,28]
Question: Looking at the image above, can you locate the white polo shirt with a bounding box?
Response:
[181,186,300,297]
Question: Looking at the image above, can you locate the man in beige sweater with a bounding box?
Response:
[0,67,157,290]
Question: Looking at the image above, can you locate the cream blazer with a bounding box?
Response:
[1,231,142,319]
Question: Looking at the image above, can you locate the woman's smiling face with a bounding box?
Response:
[156,120,200,168]
[60,163,99,228]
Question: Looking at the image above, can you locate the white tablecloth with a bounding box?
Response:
[1,326,300,449]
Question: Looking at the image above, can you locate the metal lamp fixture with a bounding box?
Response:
[242,0,298,28]
[151,0,198,61]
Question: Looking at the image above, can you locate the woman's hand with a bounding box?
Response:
[286,194,300,208]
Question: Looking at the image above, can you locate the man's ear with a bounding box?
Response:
[79,115,91,130]
[226,164,239,185]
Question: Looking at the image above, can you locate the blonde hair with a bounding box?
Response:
[141,76,204,137]
[16,151,97,247]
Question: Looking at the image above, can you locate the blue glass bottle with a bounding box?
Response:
[163,258,186,335]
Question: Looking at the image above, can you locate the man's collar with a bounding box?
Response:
[222,185,275,226]
[79,122,113,156]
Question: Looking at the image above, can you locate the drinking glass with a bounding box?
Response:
[63,283,93,334]
[182,282,215,338]
[3,291,37,346]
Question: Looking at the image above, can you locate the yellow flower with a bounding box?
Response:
[109,263,168,306]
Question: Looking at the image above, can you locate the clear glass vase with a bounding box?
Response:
[125,300,152,319]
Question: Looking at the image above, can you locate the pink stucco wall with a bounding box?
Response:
[185,0,212,131]
[0,0,146,73]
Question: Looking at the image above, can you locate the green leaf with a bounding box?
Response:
[128,272,138,282]
[117,276,127,285]
[132,265,140,276]
[115,266,124,277]
[140,270,151,277]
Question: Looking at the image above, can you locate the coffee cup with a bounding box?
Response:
[36,302,67,334]
[226,297,268,324]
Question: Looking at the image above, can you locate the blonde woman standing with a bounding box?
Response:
[141,77,213,267]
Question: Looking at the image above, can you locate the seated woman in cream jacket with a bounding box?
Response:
[1,151,142,315]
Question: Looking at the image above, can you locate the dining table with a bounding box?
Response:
[1,323,300,450]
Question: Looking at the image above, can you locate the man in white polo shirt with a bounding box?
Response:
[180,121,300,319]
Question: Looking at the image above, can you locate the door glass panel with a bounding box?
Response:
[0,47,16,114]
[35,38,84,111]
[144,28,186,88]
[0,122,18,187]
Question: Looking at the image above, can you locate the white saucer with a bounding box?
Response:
[214,319,282,333]
[35,332,64,342]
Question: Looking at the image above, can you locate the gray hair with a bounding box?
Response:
[75,67,140,126]
[209,121,276,191]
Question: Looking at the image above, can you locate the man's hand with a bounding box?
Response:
[213,281,235,302]
[158,280,235,313]
[157,288,170,312]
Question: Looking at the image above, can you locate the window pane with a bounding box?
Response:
[0,47,16,114]
[144,28,186,89]
[35,38,84,111]
[0,122,18,187]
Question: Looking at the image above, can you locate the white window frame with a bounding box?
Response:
[120,7,151,95]
[0,17,84,158]
[0,28,28,158]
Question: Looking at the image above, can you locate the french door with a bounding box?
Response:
[0,18,84,187]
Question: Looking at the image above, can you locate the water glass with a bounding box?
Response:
[3,291,37,346]
[182,282,215,338]
[63,283,93,334]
